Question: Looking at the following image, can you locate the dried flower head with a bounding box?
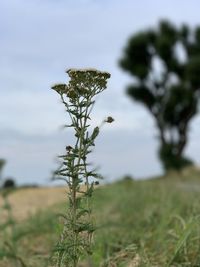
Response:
[66,68,110,78]
[52,68,111,100]
[66,145,73,151]
[105,116,114,123]
[51,84,68,94]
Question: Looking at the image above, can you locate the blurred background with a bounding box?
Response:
[1,0,200,186]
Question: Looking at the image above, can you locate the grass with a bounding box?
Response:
[1,167,200,266]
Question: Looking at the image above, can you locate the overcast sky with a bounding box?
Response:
[1,0,200,185]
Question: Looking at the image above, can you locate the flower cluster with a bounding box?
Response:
[52,68,111,99]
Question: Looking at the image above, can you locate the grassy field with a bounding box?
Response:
[1,167,200,266]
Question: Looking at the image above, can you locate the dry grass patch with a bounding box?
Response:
[0,187,66,221]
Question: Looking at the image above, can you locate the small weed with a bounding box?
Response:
[0,188,27,267]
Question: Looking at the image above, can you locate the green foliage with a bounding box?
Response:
[120,20,200,171]
[3,178,16,189]
[0,188,27,267]
[159,143,192,171]
[1,170,200,266]
[93,172,200,266]
[0,159,6,181]
[51,68,112,267]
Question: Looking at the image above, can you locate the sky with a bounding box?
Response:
[1,0,200,185]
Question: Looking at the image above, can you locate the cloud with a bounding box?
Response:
[1,0,200,183]
[0,127,162,185]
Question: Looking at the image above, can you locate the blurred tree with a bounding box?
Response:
[0,159,6,181]
[3,178,16,189]
[120,20,200,171]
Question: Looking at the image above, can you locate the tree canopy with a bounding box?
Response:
[0,159,6,179]
[120,20,200,171]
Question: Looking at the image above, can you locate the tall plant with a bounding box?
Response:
[51,68,113,267]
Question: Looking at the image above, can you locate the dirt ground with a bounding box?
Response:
[0,186,66,221]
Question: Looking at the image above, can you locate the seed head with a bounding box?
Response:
[105,116,114,123]
[51,84,67,94]
[66,145,73,151]
[66,68,111,96]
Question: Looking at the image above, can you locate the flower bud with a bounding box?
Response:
[66,145,73,151]
[105,116,114,123]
